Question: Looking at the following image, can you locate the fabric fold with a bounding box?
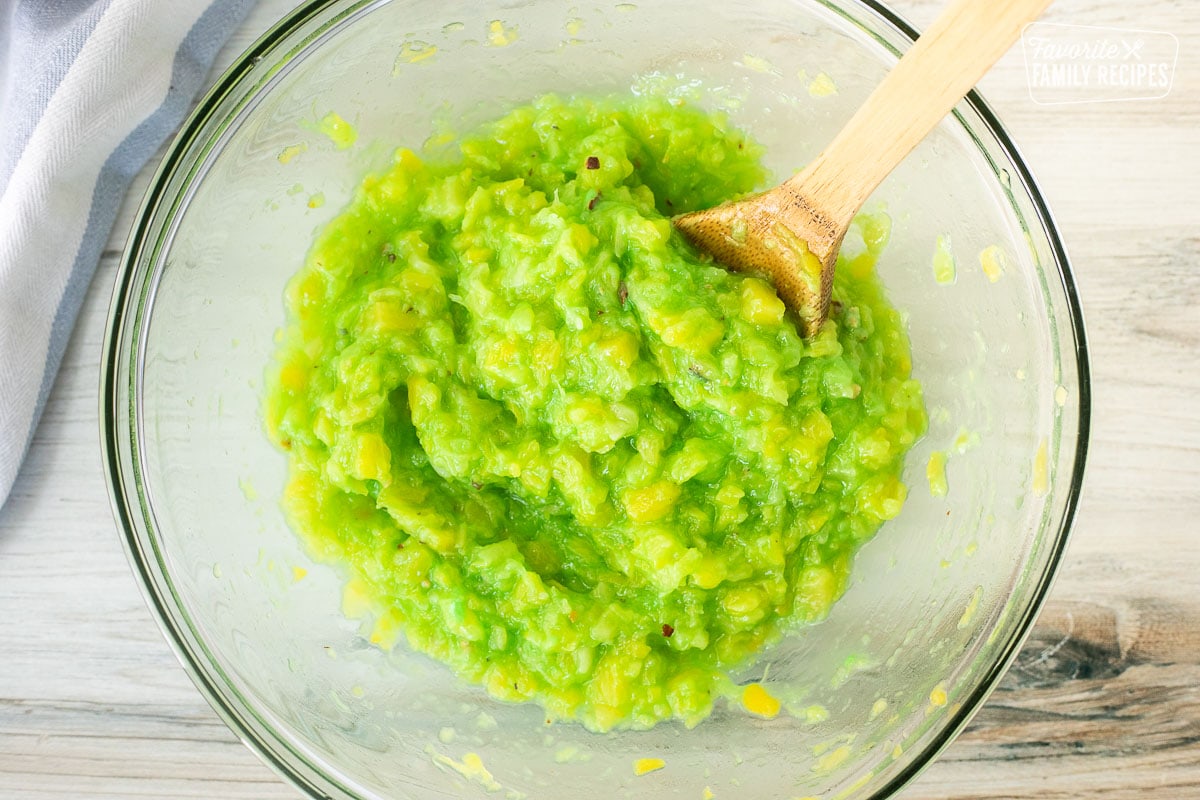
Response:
[0,0,256,507]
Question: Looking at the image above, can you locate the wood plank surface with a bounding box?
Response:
[2,0,1197,797]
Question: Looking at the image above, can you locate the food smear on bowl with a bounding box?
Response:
[741,682,781,718]
[317,111,357,150]
[633,757,666,776]
[931,233,956,285]
[264,93,926,732]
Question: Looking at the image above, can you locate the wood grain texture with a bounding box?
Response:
[1,0,1197,797]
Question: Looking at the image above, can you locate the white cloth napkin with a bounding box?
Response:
[0,0,255,507]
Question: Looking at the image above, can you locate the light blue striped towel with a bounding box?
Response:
[0,0,255,507]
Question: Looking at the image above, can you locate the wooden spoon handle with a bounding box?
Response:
[787,0,1052,226]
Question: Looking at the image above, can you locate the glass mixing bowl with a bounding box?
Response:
[101,0,1089,797]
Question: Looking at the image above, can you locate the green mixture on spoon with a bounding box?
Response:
[264,93,926,731]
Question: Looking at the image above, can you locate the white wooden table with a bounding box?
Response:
[2,1,1197,797]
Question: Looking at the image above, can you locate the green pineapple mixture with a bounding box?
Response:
[265,93,926,731]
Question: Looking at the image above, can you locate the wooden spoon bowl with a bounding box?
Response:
[674,0,1053,337]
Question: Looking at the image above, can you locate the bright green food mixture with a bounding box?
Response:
[265,94,926,731]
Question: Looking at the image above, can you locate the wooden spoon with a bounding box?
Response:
[673,0,1052,337]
